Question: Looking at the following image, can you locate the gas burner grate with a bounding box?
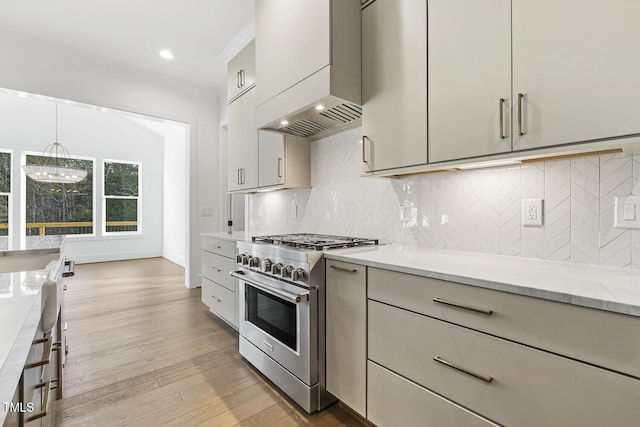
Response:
[252,233,378,251]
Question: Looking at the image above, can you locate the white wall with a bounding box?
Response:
[0,92,165,261]
[249,127,640,269]
[161,124,187,266]
[0,31,220,288]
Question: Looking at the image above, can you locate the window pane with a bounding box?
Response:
[104,162,138,196]
[0,195,7,238]
[0,152,9,193]
[105,198,138,232]
[25,155,93,235]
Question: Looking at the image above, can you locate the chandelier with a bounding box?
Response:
[22,104,88,184]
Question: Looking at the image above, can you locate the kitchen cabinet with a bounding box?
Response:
[227,40,255,103]
[258,131,310,189]
[227,86,258,192]
[325,261,366,417]
[427,0,512,163]
[201,235,238,329]
[512,0,640,151]
[361,0,427,173]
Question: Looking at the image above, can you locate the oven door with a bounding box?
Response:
[234,270,318,386]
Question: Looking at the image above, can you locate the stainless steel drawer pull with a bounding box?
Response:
[25,380,51,422]
[211,245,222,249]
[329,265,357,273]
[517,93,525,136]
[433,355,493,383]
[211,294,222,302]
[240,69,245,86]
[433,297,493,315]
[277,157,283,178]
[499,98,506,139]
[25,337,53,369]
[237,71,241,88]
[211,266,221,272]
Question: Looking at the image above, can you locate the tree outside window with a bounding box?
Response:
[25,155,94,236]
[0,151,10,248]
[104,161,140,233]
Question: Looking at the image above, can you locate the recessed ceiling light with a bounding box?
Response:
[280,120,289,126]
[159,50,174,60]
[315,105,325,111]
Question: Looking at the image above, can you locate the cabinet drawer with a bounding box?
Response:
[369,267,640,378]
[201,236,236,258]
[202,251,236,291]
[369,300,640,427]
[368,361,498,427]
[202,278,237,328]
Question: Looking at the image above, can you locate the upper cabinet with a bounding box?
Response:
[227,39,256,103]
[258,131,310,190]
[361,0,427,173]
[427,0,512,163]
[255,0,362,139]
[228,87,259,192]
[512,0,640,151]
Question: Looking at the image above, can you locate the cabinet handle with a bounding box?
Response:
[277,158,283,179]
[237,71,241,88]
[433,355,493,383]
[237,169,242,185]
[240,69,245,87]
[240,168,245,185]
[499,98,506,139]
[210,245,222,249]
[362,136,370,165]
[25,337,53,369]
[25,380,52,422]
[433,297,493,315]
[517,93,525,136]
[329,265,357,273]
[211,266,221,272]
[211,294,222,302]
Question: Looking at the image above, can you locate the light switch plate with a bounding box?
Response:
[200,207,214,217]
[522,199,543,226]
[614,196,640,228]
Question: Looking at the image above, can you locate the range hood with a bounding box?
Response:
[255,0,361,140]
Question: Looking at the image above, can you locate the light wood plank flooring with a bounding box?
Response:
[55,258,365,427]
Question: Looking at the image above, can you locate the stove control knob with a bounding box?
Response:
[249,257,260,268]
[291,268,305,282]
[261,259,272,272]
[271,263,284,275]
[236,254,243,263]
[281,265,294,279]
[242,256,252,266]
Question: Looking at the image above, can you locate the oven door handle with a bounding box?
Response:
[231,271,309,303]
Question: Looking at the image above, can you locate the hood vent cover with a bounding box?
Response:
[319,103,362,124]
[283,120,328,138]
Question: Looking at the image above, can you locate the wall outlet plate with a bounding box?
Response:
[614,196,640,228]
[200,207,214,218]
[522,199,543,226]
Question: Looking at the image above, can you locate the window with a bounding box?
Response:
[25,155,94,236]
[0,151,10,248]
[103,161,140,234]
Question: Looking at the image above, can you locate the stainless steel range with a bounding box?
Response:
[231,234,378,413]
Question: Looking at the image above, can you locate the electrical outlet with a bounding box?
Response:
[522,199,543,226]
[614,196,640,228]
[200,207,214,217]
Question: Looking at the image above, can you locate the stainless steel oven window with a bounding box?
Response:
[246,285,298,351]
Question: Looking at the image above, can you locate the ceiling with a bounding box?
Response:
[0,0,255,90]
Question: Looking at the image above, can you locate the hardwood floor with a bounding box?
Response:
[55,258,365,427]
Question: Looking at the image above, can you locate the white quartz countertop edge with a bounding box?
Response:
[200,231,252,242]
[324,245,640,318]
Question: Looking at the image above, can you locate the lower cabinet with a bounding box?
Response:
[367,361,497,427]
[202,277,237,328]
[325,261,366,417]
[201,235,239,330]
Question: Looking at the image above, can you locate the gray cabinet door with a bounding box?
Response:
[227,51,243,102]
[362,0,427,172]
[428,0,512,163]
[258,131,285,188]
[240,87,258,190]
[227,98,243,192]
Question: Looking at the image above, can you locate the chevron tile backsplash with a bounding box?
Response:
[248,127,640,268]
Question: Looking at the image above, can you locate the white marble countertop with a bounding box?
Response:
[200,231,252,242]
[325,245,640,317]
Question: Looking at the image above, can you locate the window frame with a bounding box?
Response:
[102,159,142,236]
[21,151,96,240]
[0,149,12,247]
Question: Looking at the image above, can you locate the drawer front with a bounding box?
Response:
[202,277,237,328]
[368,361,498,427]
[201,236,236,258]
[369,300,640,427]
[202,251,236,291]
[369,267,640,378]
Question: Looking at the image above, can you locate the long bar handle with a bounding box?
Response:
[240,69,245,87]
[237,71,241,88]
[230,270,309,303]
[433,297,493,315]
[25,381,52,422]
[277,158,283,178]
[329,265,357,273]
[211,294,222,302]
[433,355,493,383]
[25,337,53,370]
[517,93,525,136]
[210,245,222,249]
[211,266,221,272]
[499,98,506,139]
[237,168,241,185]
[361,136,369,165]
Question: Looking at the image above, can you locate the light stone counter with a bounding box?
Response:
[325,245,640,317]
[200,231,252,242]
